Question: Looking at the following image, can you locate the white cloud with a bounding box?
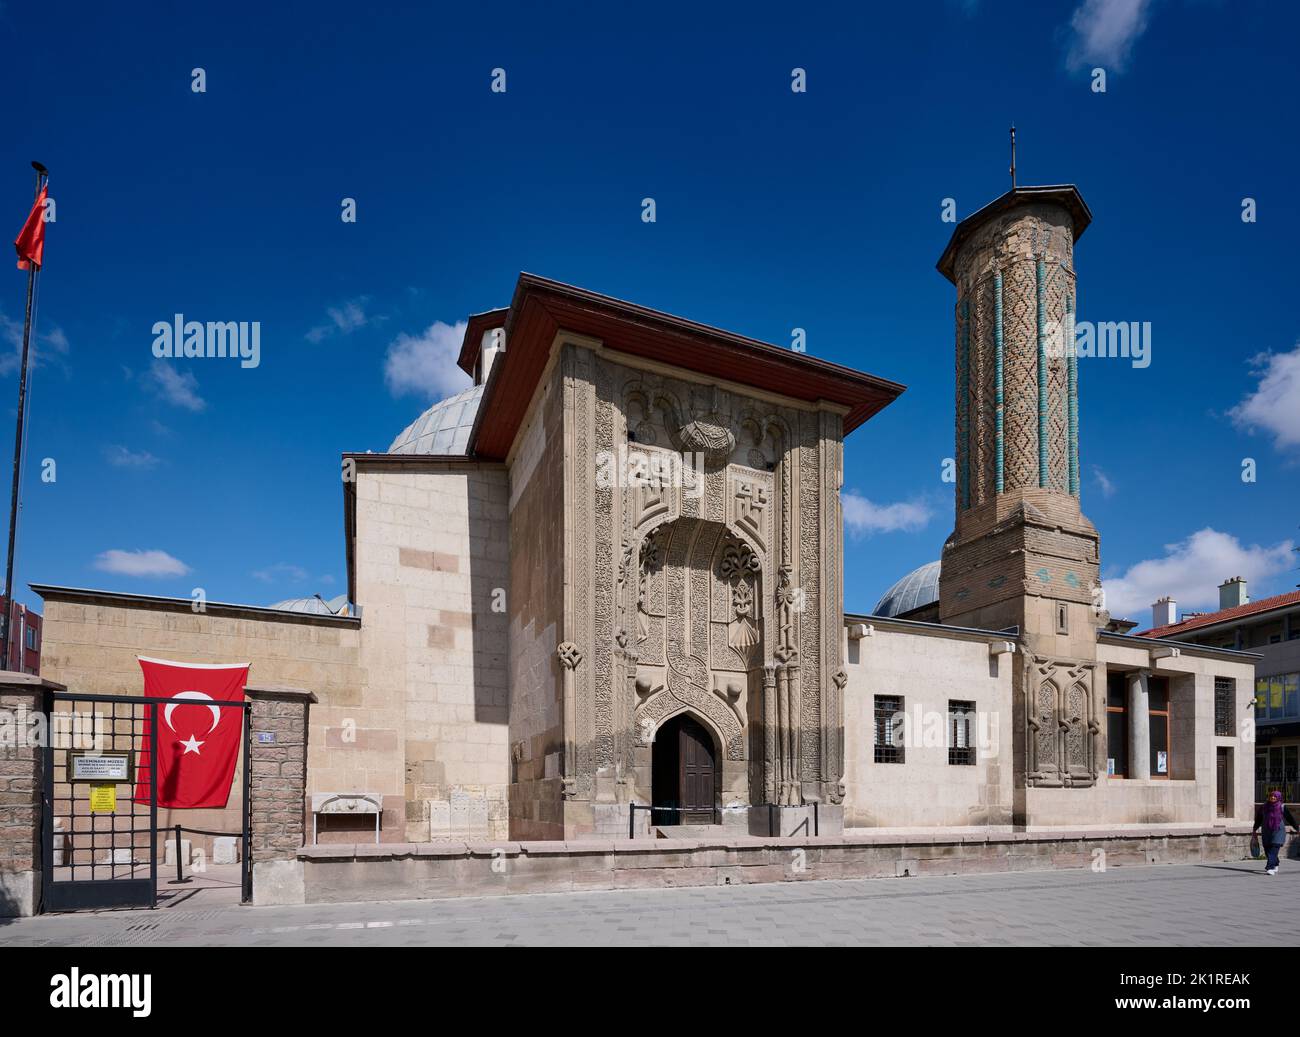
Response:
[306,298,374,344]
[252,562,310,583]
[43,327,70,354]
[1091,465,1116,498]
[93,548,190,578]
[1103,528,1295,619]
[103,445,160,469]
[1229,344,1300,451]
[842,491,933,537]
[383,319,471,399]
[1066,0,1152,71]
[144,361,206,412]
[0,311,71,374]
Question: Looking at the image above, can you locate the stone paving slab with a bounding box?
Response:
[0,858,1294,947]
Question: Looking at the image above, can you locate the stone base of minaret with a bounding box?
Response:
[938,488,1100,637]
[940,489,1106,828]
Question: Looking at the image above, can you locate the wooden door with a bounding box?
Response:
[678,716,716,824]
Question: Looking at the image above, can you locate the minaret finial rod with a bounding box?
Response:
[1010,125,1017,189]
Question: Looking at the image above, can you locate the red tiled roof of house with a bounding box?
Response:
[1136,588,1300,640]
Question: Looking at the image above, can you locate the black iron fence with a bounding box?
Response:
[42,691,251,912]
[1255,778,1300,805]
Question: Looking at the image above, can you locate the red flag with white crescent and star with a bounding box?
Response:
[133,657,249,809]
[14,183,47,270]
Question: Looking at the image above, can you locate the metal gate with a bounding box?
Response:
[40,691,251,912]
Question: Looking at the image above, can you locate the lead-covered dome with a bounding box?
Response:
[388,383,483,455]
[269,594,350,616]
[873,560,941,618]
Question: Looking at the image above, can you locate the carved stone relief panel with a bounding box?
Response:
[565,346,597,801]
[728,472,772,558]
[1031,678,1062,785]
[1024,656,1098,788]
[797,410,822,786]
[632,517,747,761]
[712,537,762,672]
[593,355,616,773]
[1064,669,1098,786]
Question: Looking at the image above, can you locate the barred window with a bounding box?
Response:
[1214,677,1234,737]
[874,695,904,764]
[949,700,976,765]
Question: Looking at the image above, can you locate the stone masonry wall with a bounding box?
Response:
[843,623,1015,827]
[507,362,566,840]
[0,677,51,916]
[297,825,1255,904]
[247,687,313,859]
[352,461,511,843]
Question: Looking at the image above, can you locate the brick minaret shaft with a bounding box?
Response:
[935,185,1102,649]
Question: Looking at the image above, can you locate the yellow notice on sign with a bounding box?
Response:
[88,783,116,814]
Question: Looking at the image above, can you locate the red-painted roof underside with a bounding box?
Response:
[466,274,906,461]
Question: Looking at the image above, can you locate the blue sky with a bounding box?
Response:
[3,0,1298,624]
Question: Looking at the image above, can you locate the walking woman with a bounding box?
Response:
[1253,789,1298,875]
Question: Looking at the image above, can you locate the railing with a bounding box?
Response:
[626,803,821,838]
[1254,779,1300,805]
[627,803,720,838]
[164,823,249,895]
[765,802,819,838]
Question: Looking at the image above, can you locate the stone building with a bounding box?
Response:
[1136,578,1300,805]
[843,186,1255,828]
[34,181,1258,848]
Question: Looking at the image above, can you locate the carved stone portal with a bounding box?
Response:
[563,350,845,827]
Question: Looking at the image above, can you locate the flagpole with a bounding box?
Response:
[1,161,47,672]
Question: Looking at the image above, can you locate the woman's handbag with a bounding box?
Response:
[1249,833,1262,859]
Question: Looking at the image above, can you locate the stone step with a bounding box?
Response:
[654,824,728,838]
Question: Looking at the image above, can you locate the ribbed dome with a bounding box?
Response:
[269,594,350,616]
[873,560,941,618]
[388,384,482,455]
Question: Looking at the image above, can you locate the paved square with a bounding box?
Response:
[1,860,1294,946]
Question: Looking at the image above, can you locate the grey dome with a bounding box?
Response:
[269,594,350,616]
[873,560,941,618]
[388,383,482,455]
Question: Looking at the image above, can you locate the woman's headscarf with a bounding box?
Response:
[1264,789,1285,829]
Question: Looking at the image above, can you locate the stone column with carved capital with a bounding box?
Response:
[556,642,583,799]
[828,668,848,803]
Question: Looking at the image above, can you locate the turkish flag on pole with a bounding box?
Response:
[14,184,47,270]
[134,657,249,809]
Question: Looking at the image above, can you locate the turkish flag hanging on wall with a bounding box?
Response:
[133,657,249,809]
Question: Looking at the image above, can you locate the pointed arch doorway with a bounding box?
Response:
[651,713,719,826]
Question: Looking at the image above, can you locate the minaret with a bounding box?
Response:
[936,182,1104,801]
[936,183,1100,632]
